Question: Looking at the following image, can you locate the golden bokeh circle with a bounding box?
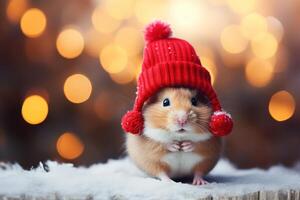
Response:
[21,95,48,125]
[56,132,84,160]
[220,25,248,54]
[20,8,46,38]
[251,32,278,59]
[63,74,92,104]
[269,91,295,121]
[56,28,84,59]
[100,44,128,74]
[245,58,274,87]
[241,13,268,40]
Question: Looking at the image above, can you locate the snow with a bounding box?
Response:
[0,158,299,200]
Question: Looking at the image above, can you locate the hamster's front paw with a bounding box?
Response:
[192,173,209,185]
[181,141,195,152]
[166,141,181,152]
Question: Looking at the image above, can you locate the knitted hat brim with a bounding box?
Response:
[133,61,221,112]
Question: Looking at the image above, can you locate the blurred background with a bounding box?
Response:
[0,0,299,169]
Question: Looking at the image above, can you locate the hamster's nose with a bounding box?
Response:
[176,115,188,127]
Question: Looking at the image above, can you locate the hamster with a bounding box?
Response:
[126,87,222,185]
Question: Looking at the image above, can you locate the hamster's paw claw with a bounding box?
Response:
[158,173,174,183]
[181,141,195,152]
[192,175,208,185]
[166,142,180,152]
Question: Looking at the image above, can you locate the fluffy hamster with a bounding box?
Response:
[126,87,222,185]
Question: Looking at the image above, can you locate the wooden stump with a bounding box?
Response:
[0,190,299,200]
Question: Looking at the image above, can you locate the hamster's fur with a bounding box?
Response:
[126,87,222,185]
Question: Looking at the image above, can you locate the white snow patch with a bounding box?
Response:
[0,158,299,200]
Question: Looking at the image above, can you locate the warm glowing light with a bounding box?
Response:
[21,95,48,125]
[56,132,84,160]
[201,57,217,85]
[251,32,278,59]
[103,0,135,20]
[56,28,84,59]
[110,67,135,84]
[227,0,256,15]
[168,0,207,37]
[20,8,46,38]
[135,0,168,24]
[241,13,267,40]
[63,74,92,104]
[6,0,28,23]
[100,44,128,74]
[209,0,227,5]
[131,56,143,82]
[269,91,295,121]
[266,17,284,41]
[84,29,113,58]
[220,25,248,54]
[114,27,143,56]
[92,7,120,34]
[245,58,274,87]
[195,46,217,81]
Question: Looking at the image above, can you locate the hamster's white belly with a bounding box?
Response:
[161,152,203,177]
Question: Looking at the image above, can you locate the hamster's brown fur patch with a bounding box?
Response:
[126,134,170,176]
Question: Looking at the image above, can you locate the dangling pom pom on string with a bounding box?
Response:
[144,20,172,43]
[209,111,233,137]
[121,110,144,135]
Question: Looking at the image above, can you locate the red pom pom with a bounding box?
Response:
[209,111,233,137]
[121,110,144,135]
[144,20,172,43]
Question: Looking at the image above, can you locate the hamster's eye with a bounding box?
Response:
[191,97,198,106]
[163,98,170,107]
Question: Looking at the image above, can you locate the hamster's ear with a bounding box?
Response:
[209,111,233,136]
[121,110,144,135]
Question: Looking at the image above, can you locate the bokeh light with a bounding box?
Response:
[21,95,48,125]
[227,0,256,15]
[251,32,278,59]
[84,28,113,58]
[168,0,207,37]
[245,58,274,87]
[220,25,248,54]
[114,27,143,56]
[56,132,84,160]
[63,74,92,104]
[266,16,284,42]
[56,28,84,59]
[268,91,295,121]
[110,67,135,85]
[92,7,120,34]
[100,44,128,74]
[134,0,167,24]
[201,56,217,85]
[20,8,46,38]
[130,56,143,81]
[103,0,135,20]
[6,0,28,23]
[241,13,267,40]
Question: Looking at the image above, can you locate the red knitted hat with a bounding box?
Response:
[121,21,233,137]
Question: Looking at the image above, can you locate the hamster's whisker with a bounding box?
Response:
[189,120,209,129]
